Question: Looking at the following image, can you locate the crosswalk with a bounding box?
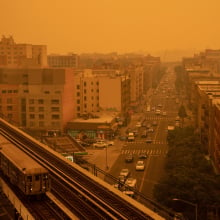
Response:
[121,148,168,156]
[144,116,175,121]
[126,140,168,144]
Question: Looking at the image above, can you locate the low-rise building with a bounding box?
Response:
[66,112,119,140]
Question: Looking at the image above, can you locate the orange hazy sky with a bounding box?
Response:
[1,0,220,54]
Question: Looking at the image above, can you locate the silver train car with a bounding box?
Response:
[0,135,50,196]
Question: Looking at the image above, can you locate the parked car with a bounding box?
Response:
[120,168,130,178]
[93,141,107,148]
[106,140,114,146]
[125,154,134,163]
[148,128,154,133]
[136,161,145,171]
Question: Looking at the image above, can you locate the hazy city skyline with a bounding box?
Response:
[1,0,220,60]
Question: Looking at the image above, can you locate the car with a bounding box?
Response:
[162,111,167,116]
[135,122,141,127]
[136,160,145,171]
[146,138,153,143]
[125,154,134,163]
[93,141,107,148]
[139,152,147,159]
[155,109,161,115]
[120,168,130,178]
[157,104,162,108]
[148,128,154,133]
[106,140,114,146]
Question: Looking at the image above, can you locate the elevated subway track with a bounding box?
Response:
[0,118,175,220]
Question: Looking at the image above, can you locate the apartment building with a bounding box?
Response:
[193,81,220,172]
[213,101,220,172]
[0,68,75,134]
[48,53,79,68]
[0,36,47,67]
[73,69,130,118]
[127,66,144,108]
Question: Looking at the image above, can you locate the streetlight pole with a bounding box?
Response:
[173,198,198,220]
[105,145,108,170]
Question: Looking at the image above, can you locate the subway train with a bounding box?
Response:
[0,135,50,196]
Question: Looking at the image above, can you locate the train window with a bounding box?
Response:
[35,175,40,181]
[27,176,32,181]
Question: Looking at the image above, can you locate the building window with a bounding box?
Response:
[38,99,44,104]
[77,99,80,104]
[7,106,13,111]
[51,99,59,104]
[51,107,59,112]
[29,107,35,112]
[39,121,44,127]
[77,92,80,97]
[30,121,35,127]
[7,98,12,104]
[52,114,60,119]
[84,104,87,108]
[7,114,13,119]
[29,99,34,104]
[30,114,35,119]
[39,107,44,112]
[84,89,87,93]
[84,82,87,86]
[51,122,60,127]
[77,85,80,89]
[84,96,87,101]
[77,106,80,111]
[39,114,44,119]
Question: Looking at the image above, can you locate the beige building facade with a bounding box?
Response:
[73,69,130,118]
[0,36,47,67]
[0,68,75,134]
